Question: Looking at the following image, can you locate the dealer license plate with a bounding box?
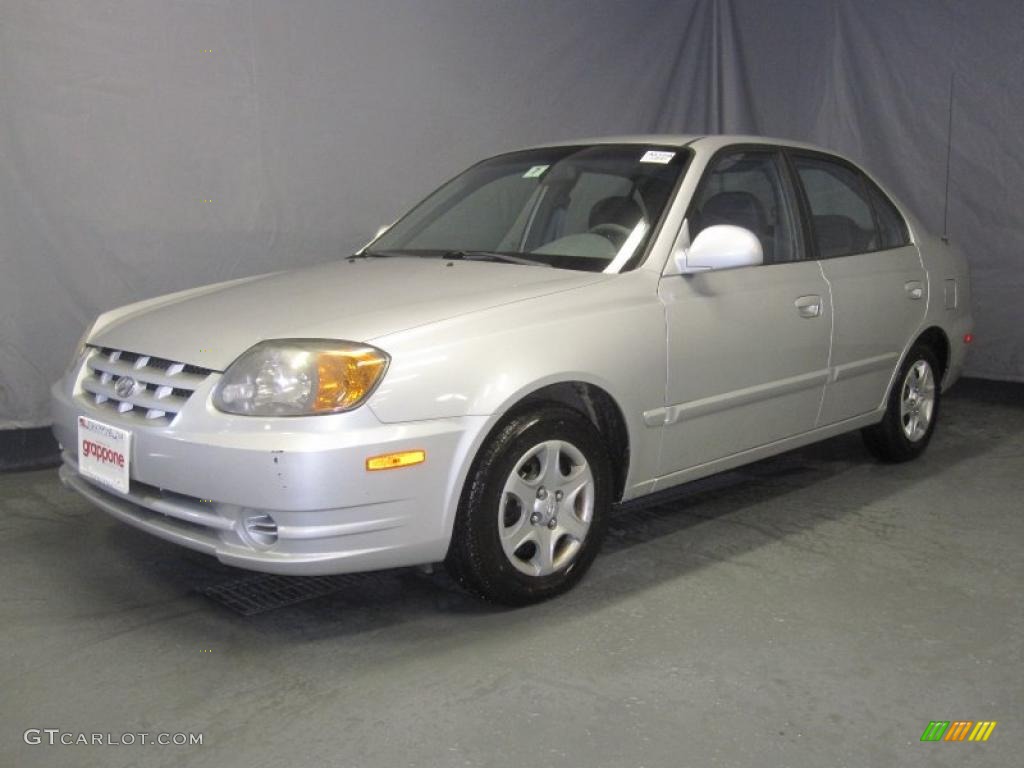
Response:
[77,416,131,494]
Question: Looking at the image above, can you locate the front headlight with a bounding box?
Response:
[212,340,389,416]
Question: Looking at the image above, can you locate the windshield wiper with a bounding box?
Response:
[348,249,401,260]
[441,250,550,268]
[352,249,549,267]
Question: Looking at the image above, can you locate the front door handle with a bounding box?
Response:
[905,281,924,300]
[794,295,822,318]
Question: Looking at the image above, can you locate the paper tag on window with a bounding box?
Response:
[640,150,675,164]
[523,165,549,178]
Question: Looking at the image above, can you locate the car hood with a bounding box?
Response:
[90,257,610,370]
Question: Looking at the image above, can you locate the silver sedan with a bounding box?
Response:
[52,135,973,604]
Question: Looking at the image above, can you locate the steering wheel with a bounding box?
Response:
[588,222,633,250]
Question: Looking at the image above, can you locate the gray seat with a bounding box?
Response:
[588,196,643,230]
[813,214,876,257]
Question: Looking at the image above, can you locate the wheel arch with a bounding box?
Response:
[507,381,631,502]
[913,326,951,381]
[455,377,634,508]
[437,375,636,567]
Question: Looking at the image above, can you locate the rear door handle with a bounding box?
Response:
[794,295,822,318]
[905,281,924,300]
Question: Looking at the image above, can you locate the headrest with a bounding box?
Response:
[699,190,766,232]
[588,196,642,230]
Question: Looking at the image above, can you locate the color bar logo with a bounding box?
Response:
[921,721,997,742]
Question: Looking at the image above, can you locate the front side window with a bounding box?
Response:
[370,145,689,272]
[793,156,880,258]
[688,150,801,264]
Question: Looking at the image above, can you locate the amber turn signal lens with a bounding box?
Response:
[314,349,388,412]
[366,450,426,471]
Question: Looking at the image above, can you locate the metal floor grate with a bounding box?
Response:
[197,573,367,615]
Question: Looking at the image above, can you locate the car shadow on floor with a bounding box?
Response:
[89,381,1018,645]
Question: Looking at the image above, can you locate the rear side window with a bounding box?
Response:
[864,180,911,249]
[793,156,879,258]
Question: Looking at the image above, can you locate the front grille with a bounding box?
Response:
[78,346,213,425]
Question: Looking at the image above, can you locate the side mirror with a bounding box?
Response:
[676,224,763,274]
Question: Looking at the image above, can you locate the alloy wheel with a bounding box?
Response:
[899,359,936,442]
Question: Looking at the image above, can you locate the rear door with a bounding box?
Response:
[789,152,926,424]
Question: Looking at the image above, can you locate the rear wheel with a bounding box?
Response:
[445,405,611,605]
[861,344,941,463]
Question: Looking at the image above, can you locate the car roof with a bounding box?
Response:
[529,133,835,155]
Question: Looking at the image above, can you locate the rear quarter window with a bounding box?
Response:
[864,180,911,249]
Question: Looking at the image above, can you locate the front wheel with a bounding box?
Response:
[861,344,941,463]
[445,405,612,605]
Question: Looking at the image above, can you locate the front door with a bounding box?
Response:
[657,149,832,478]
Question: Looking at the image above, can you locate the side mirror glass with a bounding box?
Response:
[676,224,763,274]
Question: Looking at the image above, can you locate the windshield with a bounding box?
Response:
[368,144,690,272]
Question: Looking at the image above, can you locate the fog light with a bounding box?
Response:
[963,333,974,344]
[366,450,426,471]
[242,513,278,548]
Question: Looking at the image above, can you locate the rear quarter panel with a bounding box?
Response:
[913,222,973,388]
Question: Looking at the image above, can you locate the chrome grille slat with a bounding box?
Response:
[87,355,207,390]
[77,346,213,425]
[81,377,189,413]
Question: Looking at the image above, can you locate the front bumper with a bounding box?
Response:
[52,375,485,575]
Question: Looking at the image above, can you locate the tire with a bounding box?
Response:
[445,404,612,606]
[861,343,941,463]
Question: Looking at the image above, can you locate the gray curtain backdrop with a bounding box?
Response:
[1,0,1021,428]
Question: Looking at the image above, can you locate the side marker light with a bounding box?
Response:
[366,450,426,471]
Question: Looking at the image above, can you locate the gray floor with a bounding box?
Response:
[1,379,1021,768]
